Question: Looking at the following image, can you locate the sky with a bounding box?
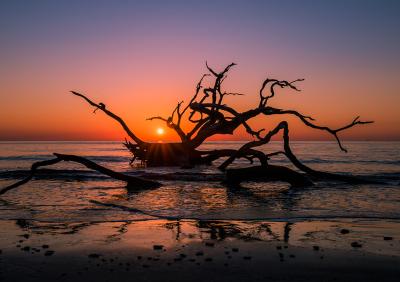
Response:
[0,0,399,142]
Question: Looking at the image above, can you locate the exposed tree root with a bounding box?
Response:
[225,165,313,188]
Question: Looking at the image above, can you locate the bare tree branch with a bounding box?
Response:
[0,153,160,195]
[71,91,145,146]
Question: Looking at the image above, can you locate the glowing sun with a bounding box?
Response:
[156,127,165,135]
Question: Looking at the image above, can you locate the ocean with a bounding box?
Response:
[0,141,399,222]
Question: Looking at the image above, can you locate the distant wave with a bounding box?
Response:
[2,154,399,165]
[0,155,129,163]
[0,168,398,184]
[0,169,110,181]
[277,158,400,165]
[0,169,225,182]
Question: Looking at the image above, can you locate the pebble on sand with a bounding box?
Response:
[351,242,363,248]
[88,253,101,259]
[340,229,350,234]
[44,250,55,256]
[153,245,164,250]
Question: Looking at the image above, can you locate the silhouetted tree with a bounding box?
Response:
[71,63,372,184]
[0,63,375,195]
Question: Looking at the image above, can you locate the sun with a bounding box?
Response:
[156,127,165,135]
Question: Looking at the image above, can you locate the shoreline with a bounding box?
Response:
[1,218,399,281]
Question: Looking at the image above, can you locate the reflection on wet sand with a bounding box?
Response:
[0,218,399,281]
[3,218,399,257]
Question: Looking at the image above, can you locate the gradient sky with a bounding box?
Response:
[1,0,399,141]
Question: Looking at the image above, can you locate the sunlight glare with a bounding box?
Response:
[156,127,165,135]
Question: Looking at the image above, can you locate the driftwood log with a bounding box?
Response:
[0,63,375,195]
[0,153,160,195]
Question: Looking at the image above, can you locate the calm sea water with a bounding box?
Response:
[0,141,399,223]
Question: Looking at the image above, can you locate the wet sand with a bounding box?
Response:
[0,219,399,281]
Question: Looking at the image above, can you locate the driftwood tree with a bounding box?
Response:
[0,63,374,195]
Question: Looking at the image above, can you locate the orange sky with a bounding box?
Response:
[0,1,399,142]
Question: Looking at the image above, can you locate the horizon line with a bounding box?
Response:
[0,140,399,143]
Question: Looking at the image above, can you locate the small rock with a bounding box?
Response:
[22,246,30,252]
[22,234,30,239]
[340,229,350,234]
[44,250,55,256]
[351,242,362,248]
[383,236,393,241]
[16,219,29,228]
[88,253,101,259]
[313,245,320,251]
[153,245,164,250]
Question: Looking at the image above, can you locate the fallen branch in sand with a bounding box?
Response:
[0,153,160,195]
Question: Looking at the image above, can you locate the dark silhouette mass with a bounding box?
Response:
[0,63,375,195]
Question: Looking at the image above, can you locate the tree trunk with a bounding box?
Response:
[143,143,201,167]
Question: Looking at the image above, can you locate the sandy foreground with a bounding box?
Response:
[0,219,399,282]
